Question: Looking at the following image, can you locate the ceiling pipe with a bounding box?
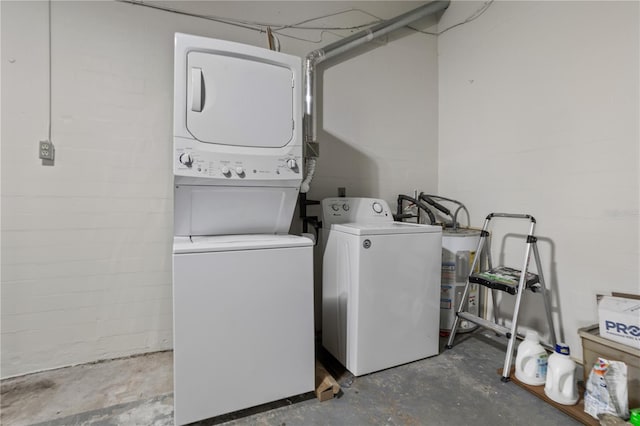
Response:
[302,0,450,155]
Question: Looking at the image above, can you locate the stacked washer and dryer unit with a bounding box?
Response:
[321,198,442,376]
[172,34,314,425]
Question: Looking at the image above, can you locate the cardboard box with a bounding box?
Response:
[579,325,640,408]
[598,296,640,350]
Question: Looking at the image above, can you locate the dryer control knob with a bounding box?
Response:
[221,166,231,177]
[235,166,245,175]
[287,159,297,169]
[342,204,350,211]
[372,202,383,213]
[331,204,340,212]
[179,152,193,166]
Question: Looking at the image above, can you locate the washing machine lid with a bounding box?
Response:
[331,222,441,236]
[173,234,313,254]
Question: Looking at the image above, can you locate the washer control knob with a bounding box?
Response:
[287,158,297,169]
[179,152,193,166]
[372,202,383,214]
[221,166,231,177]
[342,204,350,211]
[235,166,245,175]
[331,204,340,212]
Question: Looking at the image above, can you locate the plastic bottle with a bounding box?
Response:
[544,343,578,405]
[515,330,548,386]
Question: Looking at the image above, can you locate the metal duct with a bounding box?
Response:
[303,0,450,156]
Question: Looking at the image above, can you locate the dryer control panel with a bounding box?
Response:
[321,197,392,226]
[174,141,301,182]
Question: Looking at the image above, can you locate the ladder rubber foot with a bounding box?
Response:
[445,345,453,350]
[501,376,510,383]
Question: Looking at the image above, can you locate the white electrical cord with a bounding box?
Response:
[114,1,494,45]
[114,1,382,43]
[48,0,52,141]
[411,0,494,36]
[272,33,281,52]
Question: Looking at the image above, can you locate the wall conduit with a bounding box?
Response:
[300,0,450,193]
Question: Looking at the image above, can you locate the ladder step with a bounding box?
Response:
[469,266,540,295]
[457,312,512,338]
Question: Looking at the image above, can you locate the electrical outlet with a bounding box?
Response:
[39,140,54,161]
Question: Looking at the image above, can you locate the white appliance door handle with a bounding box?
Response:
[191,67,204,112]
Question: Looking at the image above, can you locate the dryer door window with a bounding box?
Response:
[186,51,294,148]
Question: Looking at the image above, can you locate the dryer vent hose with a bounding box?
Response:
[300,158,316,194]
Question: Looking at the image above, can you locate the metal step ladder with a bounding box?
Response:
[445,213,557,382]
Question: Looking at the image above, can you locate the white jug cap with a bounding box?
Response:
[525,330,540,342]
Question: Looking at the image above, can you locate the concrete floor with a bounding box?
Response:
[1,331,581,426]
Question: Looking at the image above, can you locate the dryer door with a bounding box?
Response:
[186,51,294,148]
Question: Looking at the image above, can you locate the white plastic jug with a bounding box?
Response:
[544,343,578,405]
[515,330,548,386]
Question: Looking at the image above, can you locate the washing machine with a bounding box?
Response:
[322,198,442,376]
[173,235,313,425]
